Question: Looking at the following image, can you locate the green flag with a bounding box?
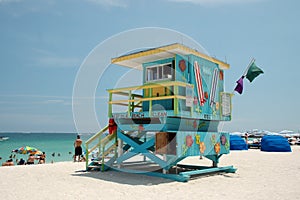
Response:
[246,62,264,82]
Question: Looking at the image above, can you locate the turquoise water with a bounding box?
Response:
[0,132,93,165]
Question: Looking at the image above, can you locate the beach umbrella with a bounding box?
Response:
[12,146,41,154]
[279,130,294,134]
[34,150,43,155]
[279,130,294,137]
[230,132,244,136]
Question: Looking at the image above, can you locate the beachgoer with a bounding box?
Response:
[38,152,46,164]
[108,118,117,135]
[18,158,25,165]
[74,135,83,162]
[2,159,14,166]
[245,133,249,144]
[80,155,86,162]
[27,154,35,165]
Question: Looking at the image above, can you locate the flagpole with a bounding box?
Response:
[232,58,256,94]
[242,58,256,77]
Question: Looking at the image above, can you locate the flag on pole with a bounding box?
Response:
[194,61,205,106]
[234,59,264,94]
[245,61,264,82]
[234,76,245,94]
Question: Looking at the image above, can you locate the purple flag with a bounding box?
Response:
[234,76,244,94]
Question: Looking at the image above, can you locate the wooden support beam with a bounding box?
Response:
[179,165,237,176]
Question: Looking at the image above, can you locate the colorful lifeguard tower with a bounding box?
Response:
[85,43,236,182]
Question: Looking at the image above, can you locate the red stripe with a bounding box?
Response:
[194,61,205,106]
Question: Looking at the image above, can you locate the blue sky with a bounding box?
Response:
[0,0,299,133]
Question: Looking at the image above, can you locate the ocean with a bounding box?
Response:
[0,132,93,165]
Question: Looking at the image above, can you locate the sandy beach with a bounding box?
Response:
[1,146,299,200]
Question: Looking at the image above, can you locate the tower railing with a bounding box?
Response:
[107,81,194,118]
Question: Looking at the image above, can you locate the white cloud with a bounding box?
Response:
[167,0,266,6]
[34,56,80,68]
[31,48,80,68]
[85,0,128,8]
[43,99,65,104]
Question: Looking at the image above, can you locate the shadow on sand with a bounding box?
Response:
[70,162,237,185]
[71,169,173,185]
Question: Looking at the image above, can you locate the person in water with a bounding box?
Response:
[74,135,83,162]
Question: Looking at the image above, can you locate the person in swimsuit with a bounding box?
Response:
[74,135,83,162]
[27,154,35,165]
[18,158,25,165]
[38,152,46,164]
[2,159,14,166]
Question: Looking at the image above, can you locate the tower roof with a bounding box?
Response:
[111,43,230,70]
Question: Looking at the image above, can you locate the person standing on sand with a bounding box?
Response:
[245,133,248,144]
[74,135,83,162]
[38,152,46,164]
[27,154,35,165]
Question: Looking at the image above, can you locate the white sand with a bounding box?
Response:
[1,146,300,200]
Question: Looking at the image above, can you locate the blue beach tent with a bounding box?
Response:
[230,135,248,150]
[261,135,291,152]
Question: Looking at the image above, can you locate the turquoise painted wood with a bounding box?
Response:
[114,113,222,132]
[116,136,155,163]
[179,165,237,176]
[117,131,169,169]
[139,53,227,122]
[176,131,230,158]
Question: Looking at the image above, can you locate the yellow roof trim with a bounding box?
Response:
[111,43,230,70]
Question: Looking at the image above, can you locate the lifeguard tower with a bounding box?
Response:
[85,43,236,182]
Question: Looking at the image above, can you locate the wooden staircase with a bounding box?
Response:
[85,99,143,171]
[85,126,117,171]
[85,126,153,171]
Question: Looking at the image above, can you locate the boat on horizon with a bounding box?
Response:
[0,136,9,141]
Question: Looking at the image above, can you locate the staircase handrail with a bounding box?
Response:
[86,125,108,145]
[85,125,108,169]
